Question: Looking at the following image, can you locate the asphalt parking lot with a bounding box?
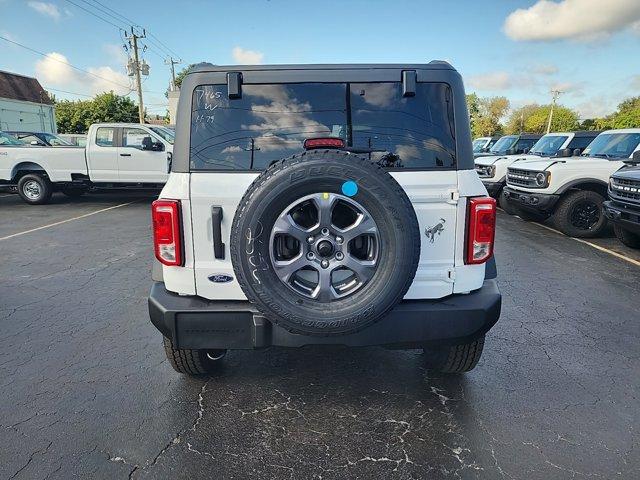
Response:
[1,191,639,480]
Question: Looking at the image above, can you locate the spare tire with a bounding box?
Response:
[230,150,420,336]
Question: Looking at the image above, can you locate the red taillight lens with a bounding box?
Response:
[303,137,345,150]
[466,197,496,265]
[152,199,183,266]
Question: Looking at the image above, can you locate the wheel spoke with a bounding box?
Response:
[339,213,377,242]
[272,254,309,281]
[343,255,377,283]
[272,215,308,242]
[312,267,338,302]
[312,194,337,228]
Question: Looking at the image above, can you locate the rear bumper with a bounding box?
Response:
[604,200,640,234]
[148,279,501,350]
[482,180,504,198]
[503,186,559,213]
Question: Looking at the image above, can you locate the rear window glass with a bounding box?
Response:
[189,82,456,171]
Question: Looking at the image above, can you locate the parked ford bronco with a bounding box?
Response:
[503,129,640,237]
[148,63,501,376]
[604,154,640,248]
[475,131,600,210]
[474,133,541,159]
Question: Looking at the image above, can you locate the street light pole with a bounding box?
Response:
[546,90,562,134]
[126,27,147,124]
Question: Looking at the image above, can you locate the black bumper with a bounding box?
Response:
[503,186,560,213]
[148,280,501,350]
[604,200,640,235]
[482,180,504,198]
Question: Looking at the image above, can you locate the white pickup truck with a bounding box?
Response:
[503,129,640,237]
[0,123,173,204]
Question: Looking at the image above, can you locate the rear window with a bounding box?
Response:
[189,82,456,171]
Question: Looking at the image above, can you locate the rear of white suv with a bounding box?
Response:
[148,63,501,376]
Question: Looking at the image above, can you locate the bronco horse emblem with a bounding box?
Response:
[425,218,446,243]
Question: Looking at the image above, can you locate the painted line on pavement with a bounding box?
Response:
[498,209,640,268]
[0,201,138,242]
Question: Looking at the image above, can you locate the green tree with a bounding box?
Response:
[174,64,196,90]
[466,94,509,137]
[505,104,579,134]
[55,92,138,133]
[598,96,640,129]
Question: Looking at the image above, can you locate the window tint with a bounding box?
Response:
[490,136,517,154]
[96,127,115,147]
[529,135,568,156]
[190,83,346,170]
[123,128,151,148]
[515,138,537,152]
[567,136,596,151]
[17,134,44,145]
[189,82,456,170]
[349,82,455,168]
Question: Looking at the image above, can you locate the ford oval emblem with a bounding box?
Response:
[208,274,234,283]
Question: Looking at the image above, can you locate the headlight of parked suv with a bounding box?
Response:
[475,164,496,178]
[535,171,551,187]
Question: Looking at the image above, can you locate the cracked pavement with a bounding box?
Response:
[0,192,639,479]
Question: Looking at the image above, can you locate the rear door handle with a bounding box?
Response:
[120,153,131,157]
[211,206,225,259]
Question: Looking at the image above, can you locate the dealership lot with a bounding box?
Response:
[1,192,639,479]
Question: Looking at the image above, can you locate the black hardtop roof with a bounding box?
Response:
[571,130,603,137]
[514,134,543,139]
[188,61,456,75]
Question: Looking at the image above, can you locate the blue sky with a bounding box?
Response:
[1,0,639,119]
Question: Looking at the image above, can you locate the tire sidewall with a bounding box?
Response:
[230,152,420,336]
[18,174,51,205]
[555,191,606,238]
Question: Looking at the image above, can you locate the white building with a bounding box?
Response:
[0,70,56,133]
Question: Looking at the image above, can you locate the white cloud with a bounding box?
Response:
[504,0,640,42]
[232,46,264,64]
[28,1,61,21]
[467,72,512,91]
[103,44,128,67]
[35,52,76,85]
[34,52,131,96]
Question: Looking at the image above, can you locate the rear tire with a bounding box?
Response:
[163,337,226,375]
[17,173,53,205]
[499,189,517,215]
[423,336,485,374]
[613,224,640,249]
[552,190,607,238]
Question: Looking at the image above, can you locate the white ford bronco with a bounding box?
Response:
[475,131,599,209]
[503,129,640,237]
[148,63,501,376]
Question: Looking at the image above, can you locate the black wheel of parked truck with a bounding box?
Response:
[17,173,53,205]
[423,336,485,374]
[163,337,226,375]
[613,224,640,249]
[553,190,607,238]
[230,150,421,337]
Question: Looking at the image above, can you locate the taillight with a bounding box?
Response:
[466,197,496,265]
[152,199,183,266]
[303,137,345,150]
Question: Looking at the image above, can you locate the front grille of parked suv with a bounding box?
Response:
[610,177,640,203]
[507,168,537,187]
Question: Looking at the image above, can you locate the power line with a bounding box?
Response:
[44,86,93,98]
[61,0,128,30]
[0,35,133,91]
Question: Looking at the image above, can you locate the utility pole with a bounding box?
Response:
[125,27,148,124]
[546,89,563,134]
[165,57,182,91]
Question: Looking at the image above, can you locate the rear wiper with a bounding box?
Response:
[343,146,387,154]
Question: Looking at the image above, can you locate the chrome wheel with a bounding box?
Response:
[269,193,379,302]
[22,180,42,200]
